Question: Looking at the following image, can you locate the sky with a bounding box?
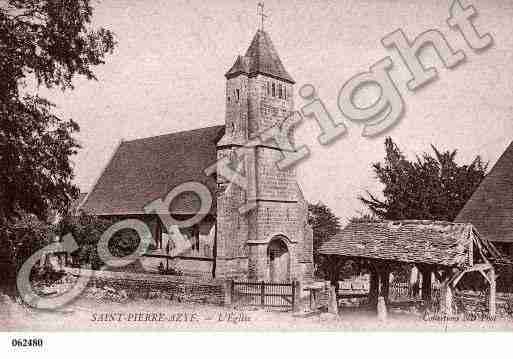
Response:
[39,0,513,223]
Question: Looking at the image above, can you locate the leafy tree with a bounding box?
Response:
[360,137,487,221]
[0,0,115,290]
[308,202,341,277]
[0,0,115,225]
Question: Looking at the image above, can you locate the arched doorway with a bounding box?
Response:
[267,236,290,282]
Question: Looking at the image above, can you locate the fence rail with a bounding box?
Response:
[231,280,298,311]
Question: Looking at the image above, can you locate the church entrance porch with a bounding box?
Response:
[267,236,290,282]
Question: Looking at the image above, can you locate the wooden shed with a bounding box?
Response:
[318,220,507,316]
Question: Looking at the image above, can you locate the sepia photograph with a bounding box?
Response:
[1,0,513,355]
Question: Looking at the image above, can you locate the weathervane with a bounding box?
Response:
[257,2,267,31]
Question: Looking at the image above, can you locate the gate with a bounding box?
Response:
[231,280,298,311]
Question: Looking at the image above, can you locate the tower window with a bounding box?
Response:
[236,89,240,102]
[266,81,270,96]
[271,83,275,97]
[261,105,273,117]
[278,84,283,99]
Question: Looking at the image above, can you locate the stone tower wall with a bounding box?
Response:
[216,50,313,283]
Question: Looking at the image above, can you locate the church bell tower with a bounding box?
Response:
[215,12,313,283]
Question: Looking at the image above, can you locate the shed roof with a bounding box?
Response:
[319,220,503,268]
[80,125,224,216]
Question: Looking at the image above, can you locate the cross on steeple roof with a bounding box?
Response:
[257,2,267,31]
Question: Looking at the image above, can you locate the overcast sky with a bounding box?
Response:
[40,0,513,223]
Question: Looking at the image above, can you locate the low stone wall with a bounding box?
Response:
[65,268,230,306]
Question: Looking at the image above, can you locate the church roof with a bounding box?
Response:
[456,141,513,243]
[80,125,225,216]
[225,30,294,84]
[319,220,504,267]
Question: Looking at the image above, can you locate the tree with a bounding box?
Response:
[1,1,115,225]
[0,0,115,290]
[308,202,342,277]
[360,137,487,221]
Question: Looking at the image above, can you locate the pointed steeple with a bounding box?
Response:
[225,30,294,84]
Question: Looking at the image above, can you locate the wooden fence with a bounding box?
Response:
[336,281,441,302]
[389,282,441,301]
[231,280,299,311]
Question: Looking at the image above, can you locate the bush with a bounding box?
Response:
[0,214,54,295]
[108,228,141,258]
[54,212,115,268]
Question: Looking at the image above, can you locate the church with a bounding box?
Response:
[79,28,314,284]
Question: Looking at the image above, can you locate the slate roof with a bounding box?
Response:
[319,220,503,268]
[456,141,513,243]
[225,30,294,84]
[80,125,225,216]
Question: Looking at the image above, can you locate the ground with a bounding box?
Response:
[2,293,513,331]
[2,273,512,331]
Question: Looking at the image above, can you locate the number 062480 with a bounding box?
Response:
[11,338,43,347]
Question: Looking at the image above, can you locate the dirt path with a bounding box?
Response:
[2,294,513,331]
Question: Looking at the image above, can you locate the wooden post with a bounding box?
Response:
[328,285,339,315]
[377,296,387,321]
[212,220,217,279]
[293,280,301,312]
[441,282,453,316]
[292,281,296,311]
[439,268,457,316]
[368,265,379,310]
[421,267,432,306]
[380,269,391,305]
[308,287,315,310]
[409,265,420,298]
[224,279,233,306]
[260,281,265,308]
[444,285,452,315]
[328,256,342,294]
[377,266,389,319]
[489,266,496,318]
